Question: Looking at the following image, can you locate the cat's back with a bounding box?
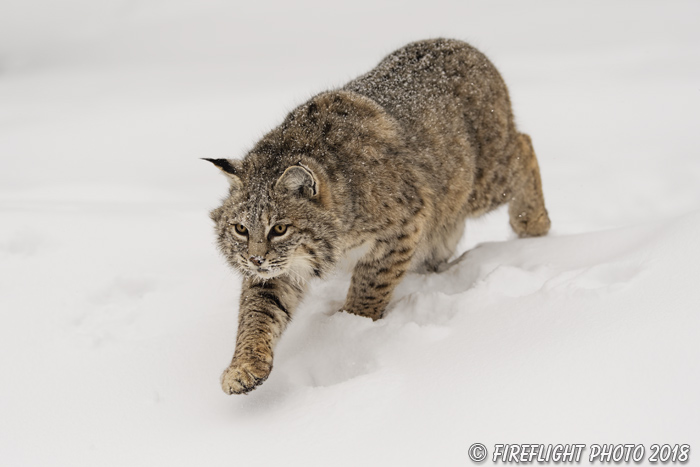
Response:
[242,39,521,227]
[344,38,512,141]
[343,38,519,219]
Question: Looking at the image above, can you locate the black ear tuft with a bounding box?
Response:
[202,158,238,175]
[202,158,243,190]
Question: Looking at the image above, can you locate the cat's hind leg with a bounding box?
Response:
[417,219,465,273]
[508,133,551,238]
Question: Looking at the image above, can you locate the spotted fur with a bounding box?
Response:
[207,39,550,394]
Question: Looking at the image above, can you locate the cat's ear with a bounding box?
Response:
[202,158,243,190]
[275,164,318,198]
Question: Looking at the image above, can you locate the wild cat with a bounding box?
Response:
[205,38,550,395]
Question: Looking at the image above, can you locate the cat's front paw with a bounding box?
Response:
[221,354,272,395]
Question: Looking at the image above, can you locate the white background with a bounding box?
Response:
[1,1,699,465]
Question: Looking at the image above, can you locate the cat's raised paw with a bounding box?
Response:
[220,356,272,395]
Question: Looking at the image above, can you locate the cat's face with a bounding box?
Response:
[208,159,337,282]
[214,195,315,281]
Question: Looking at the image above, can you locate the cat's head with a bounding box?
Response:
[206,157,339,283]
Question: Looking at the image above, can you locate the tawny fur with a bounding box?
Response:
[206,39,550,395]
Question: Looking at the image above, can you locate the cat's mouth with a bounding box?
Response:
[253,267,285,280]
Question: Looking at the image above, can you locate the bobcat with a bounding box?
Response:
[206,38,550,395]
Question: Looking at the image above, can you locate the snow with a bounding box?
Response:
[1,1,699,465]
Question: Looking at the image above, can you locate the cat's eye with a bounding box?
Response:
[233,224,248,235]
[271,224,288,236]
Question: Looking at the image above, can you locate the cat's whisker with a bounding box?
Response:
[288,254,315,261]
[285,269,303,285]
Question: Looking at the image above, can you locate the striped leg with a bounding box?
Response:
[342,224,423,321]
[221,276,304,394]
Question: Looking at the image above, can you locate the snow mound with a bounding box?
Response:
[2,202,698,466]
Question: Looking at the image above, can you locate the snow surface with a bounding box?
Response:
[1,1,699,465]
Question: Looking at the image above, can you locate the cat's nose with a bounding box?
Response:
[249,255,264,267]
